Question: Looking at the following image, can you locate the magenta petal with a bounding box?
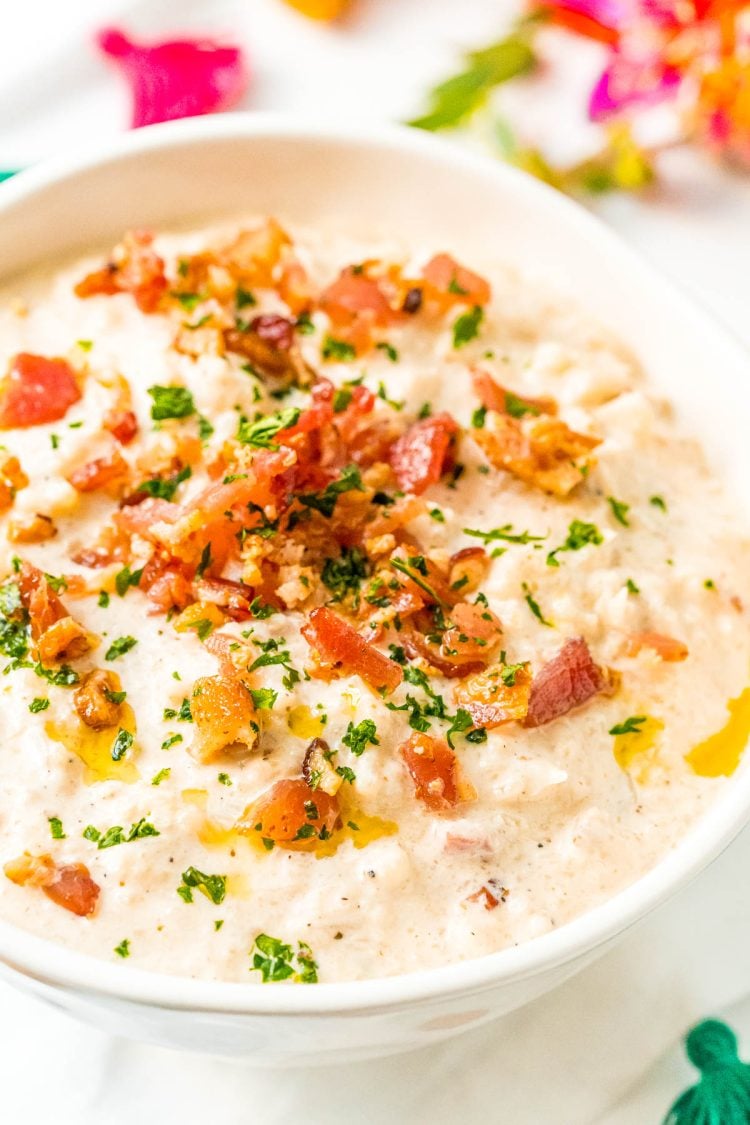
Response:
[97,26,249,128]
[554,0,629,30]
[588,55,681,120]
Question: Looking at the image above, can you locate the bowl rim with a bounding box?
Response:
[1,111,749,1017]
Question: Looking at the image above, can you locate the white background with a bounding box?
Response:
[1,2,750,1121]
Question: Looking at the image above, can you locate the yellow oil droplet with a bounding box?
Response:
[181,789,246,849]
[46,702,139,784]
[287,704,325,740]
[613,715,664,779]
[315,796,397,859]
[226,872,251,898]
[686,687,750,778]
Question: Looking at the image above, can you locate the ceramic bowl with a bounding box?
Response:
[0,115,748,1065]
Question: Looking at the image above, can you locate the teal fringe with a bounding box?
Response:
[665,1019,750,1124]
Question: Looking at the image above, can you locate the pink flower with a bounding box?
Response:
[588,53,682,119]
[97,27,249,129]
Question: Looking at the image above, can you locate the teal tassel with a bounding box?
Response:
[664,1019,750,1124]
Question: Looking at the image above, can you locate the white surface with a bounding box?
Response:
[1,1,750,1121]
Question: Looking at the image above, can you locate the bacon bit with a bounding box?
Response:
[278,259,314,315]
[400,731,476,811]
[0,454,28,511]
[471,368,557,417]
[411,602,504,679]
[74,231,168,314]
[319,266,393,329]
[302,606,403,694]
[626,631,689,662]
[193,577,253,619]
[524,637,615,728]
[0,353,81,429]
[220,219,291,288]
[189,674,257,762]
[473,414,601,496]
[448,547,489,595]
[71,523,130,568]
[104,408,138,445]
[69,450,129,494]
[389,547,457,609]
[74,669,123,730]
[8,513,57,543]
[389,413,458,495]
[37,616,92,665]
[302,737,343,797]
[454,664,532,728]
[142,562,193,615]
[4,853,100,917]
[17,562,91,663]
[421,253,491,311]
[225,314,315,386]
[115,496,181,540]
[444,833,493,855]
[237,777,339,848]
[466,885,500,911]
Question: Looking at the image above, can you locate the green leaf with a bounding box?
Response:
[110,728,134,761]
[342,719,379,757]
[179,866,226,905]
[148,385,195,421]
[452,306,484,348]
[607,496,630,527]
[48,816,66,839]
[321,336,356,362]
[105,635,137,662]
[609,715,648,736]
[237,407,301,449]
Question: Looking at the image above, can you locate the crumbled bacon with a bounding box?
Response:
[8,513,56,543]
[625,631,689,662]
[471,368,557,418]
[74,669,124,730]
[466,885,501,910]
[193,577,253,619]
[0,353,81,428]
[473,413,600,496]
[448,547,489,595]
[302,606,403,694]
[224,313,315,385]
[454,664,532,727]
[69,450,129,494]
[189,674,257,762]
[407,602,503,678]
[17,562,91,662]
[0,454,28,510]
[389,413,458,495]
[420,253,491,311]
[4,853,100,917]
[400,731,476,811]
[319,266,393,328]
[238,777,340,848]
[302,737,343,797]
[74,230,168,313]
[104,408,138,445]
[524,637,615,728]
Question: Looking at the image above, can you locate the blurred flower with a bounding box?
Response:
[97,27,249,128]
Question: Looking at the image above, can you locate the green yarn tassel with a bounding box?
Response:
[664,1019,750,1124]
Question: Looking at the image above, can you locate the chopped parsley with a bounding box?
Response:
[464,524,546,549]
[522,582,553,627]
[342,719,379,757]
[626,578,640,595]
[237,407,301,449]
[452,305,483,348]
[607,496,631,527]
[332,388,353,413]
[44,573,68,594]
[249,934,318,983]
[114,565,144,598]
[236,286,257,309]
[137,465,191,502]
[218,772,232,786]
[295,310,315,335]
[321,546,370,603]
[650,495,667,512]
[105,635,137,661]
[163,698,192,722]
[429,507,446,523]
[98,591,110,609]
[48,816,66,839]
[547,520,603,567]
[148,385,195,421]
[249,596,277,620]
[376,381,405,411]
[471,404,487,428]
[296,464,365,518]
[375,341,399,362]
[161,733,183,749]
[248,642,301,691]
[29,697,50,713]
[177,866,227,905]
[391,555,448,606]
[108,729,132,765]
[151,768,171,786]
[504,392,540,419]
[609,715,648,736]
[114,939,130,959]
[250,687,278,710]
[84,818,159,849]
[321,336,356,362]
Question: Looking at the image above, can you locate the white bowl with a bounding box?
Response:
[0,114,748,1066]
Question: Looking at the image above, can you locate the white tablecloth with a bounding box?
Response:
[2,3,750,1121]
